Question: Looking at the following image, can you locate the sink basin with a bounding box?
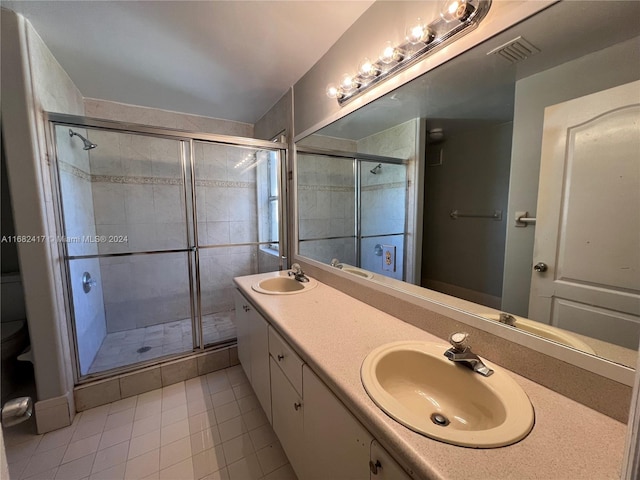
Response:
[251,274,318,295]
[361,341,534,448]
[339,264,374,279]
[483,314,596,354]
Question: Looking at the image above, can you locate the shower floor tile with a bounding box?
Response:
[87,311,236,374]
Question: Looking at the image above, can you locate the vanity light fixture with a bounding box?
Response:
[326,0,491,105]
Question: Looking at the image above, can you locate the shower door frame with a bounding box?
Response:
[294,146,408,274]
[46,113,288,384]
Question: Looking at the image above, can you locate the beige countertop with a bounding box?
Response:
[234,271,627,480]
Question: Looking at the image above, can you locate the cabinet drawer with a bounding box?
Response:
[269,327,304,396]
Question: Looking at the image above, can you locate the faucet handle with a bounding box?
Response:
[449,332,470,352]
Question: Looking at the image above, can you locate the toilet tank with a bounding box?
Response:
[1,273,27,322]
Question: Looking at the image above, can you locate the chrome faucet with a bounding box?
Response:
[444,332,494,377]
[498,313,516,326]
[288,263,309,282]
[330,258,343,269]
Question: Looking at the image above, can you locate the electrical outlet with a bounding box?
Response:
[382,245,396,272]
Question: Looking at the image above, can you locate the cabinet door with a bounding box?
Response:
[370,440,413,480]
[249,309,271,423]
[270,357,304,477]
[302,365,373,480]
[233,290,251,382]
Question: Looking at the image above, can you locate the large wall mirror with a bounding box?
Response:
[295,1,640,372]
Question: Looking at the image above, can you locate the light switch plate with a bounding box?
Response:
[382,245,396,272]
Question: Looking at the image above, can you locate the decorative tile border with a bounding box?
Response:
[299,182,405,192]
[58,161,91,182]
[195,179,254,189]
[92,174,184,186]
[59,160,254,188]
[298,184,355,192]
[362,182,406,191]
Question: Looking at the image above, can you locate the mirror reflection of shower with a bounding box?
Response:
[370,163,382,175]
[69,129,97,150]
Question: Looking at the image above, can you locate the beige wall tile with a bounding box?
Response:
[161,358,198,387]
[119,367,162,399]
[74,378,121,412]
[197,349,231,376]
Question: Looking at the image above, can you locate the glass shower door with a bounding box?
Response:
[296,153,357,265]
[54,125,196,376]
[193,141,284,347]
[359,160,408,280]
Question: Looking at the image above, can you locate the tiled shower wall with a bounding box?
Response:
[357,119,418,281]
[359,160,407,281]
[297,153,357,265]
[297,136,357,265]
[83,98,263,329]
[87,130,191,333]
[57,127,107,375]
[68,126,269,334]
[194,142,260,315]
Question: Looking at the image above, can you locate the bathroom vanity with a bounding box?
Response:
[234,271,626,479]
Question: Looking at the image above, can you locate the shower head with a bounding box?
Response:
[370,163,382,175]
[69,129,97,150]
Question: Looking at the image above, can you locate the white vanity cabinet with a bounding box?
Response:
[233,290,271,422]
[302,365,373,480]
[236,288,413,480]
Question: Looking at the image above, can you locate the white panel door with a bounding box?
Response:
[529,80,640,349]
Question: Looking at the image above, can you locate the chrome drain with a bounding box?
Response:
[430,413,450,426]
[137,346,152,353]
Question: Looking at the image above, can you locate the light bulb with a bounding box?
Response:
[440,0,475,23]
[405,19,431,45]
[339,73,358,93]
[379,41,402,64]
[326,83,340,99]
[358,57,378,79]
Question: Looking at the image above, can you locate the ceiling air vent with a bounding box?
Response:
[487,36,540,63]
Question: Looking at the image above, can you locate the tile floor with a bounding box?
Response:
[3,365,297,480]
[88,312,236,374]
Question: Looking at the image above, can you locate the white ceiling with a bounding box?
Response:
[3,0,374,124]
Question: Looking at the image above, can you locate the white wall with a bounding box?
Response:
[84,98,253,137]
[1,10,84,431]
[423,121,512,307]
[502,37,640,316]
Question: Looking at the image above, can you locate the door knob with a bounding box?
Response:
[534,262,548,272]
